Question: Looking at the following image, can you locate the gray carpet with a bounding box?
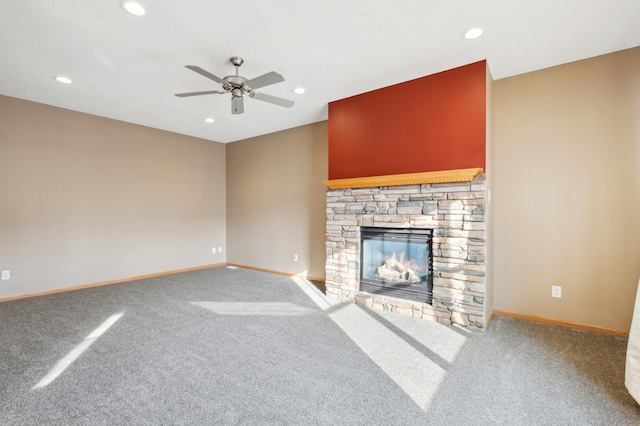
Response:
[0,266,639,425]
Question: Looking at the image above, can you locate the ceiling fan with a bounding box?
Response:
[175,57,294,115]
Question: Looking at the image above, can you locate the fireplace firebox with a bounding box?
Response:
[359,227,433,304]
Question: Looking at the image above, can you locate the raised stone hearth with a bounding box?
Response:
[324,172,487,329]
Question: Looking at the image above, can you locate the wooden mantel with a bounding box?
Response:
[323,168,483,190]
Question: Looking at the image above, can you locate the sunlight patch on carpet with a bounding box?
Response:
[32,312,124,390]
[291,275,333,311]
[190,301,315,316]
[290,275,468,411]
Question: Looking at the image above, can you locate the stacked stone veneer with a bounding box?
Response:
[325,174,487,329]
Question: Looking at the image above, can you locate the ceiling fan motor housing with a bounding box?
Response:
[224,75,250,92]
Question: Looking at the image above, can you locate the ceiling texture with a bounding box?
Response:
[1,0,639,143]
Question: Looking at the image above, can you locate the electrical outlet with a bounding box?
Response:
[1,270,10,280]
[218,247,222,253]
[293,254,298,262]
[212,247,217,254]
[551,285,562,298]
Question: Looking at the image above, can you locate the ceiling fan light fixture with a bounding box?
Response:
[294,87,306,94]
[463,27,483,39]
[205,118,215,123]
[54,75,72,84]
[121,1,146,16]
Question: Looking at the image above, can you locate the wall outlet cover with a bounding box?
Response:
[1,270,10,280]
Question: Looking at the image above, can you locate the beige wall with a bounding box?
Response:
[485,64,494,322]
[0,95,227,298]
[492,47,640,330]
[226,122,328,280]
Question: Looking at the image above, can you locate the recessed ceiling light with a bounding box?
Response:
[205,118,215,123]
[463,28,483,39]
[121,1,145,16]
[294,87,306,94]
[54,76,72,84]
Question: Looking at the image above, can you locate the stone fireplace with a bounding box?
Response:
[324,169,488,330]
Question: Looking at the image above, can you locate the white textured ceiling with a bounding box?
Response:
[1,0,639,143]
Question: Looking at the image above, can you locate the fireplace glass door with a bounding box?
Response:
[359,227,433,304]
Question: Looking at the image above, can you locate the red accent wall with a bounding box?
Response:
[328,61,486,180]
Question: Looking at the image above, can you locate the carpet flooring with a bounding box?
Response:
[0,266,639,425]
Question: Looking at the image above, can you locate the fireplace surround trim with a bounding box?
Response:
[323,168,483,190]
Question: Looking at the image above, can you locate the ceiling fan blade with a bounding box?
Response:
[250,92,294,108]
[232,96,244,115]
[245,71,285,90]
[175,90,225,97]
[185,65,226,85]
